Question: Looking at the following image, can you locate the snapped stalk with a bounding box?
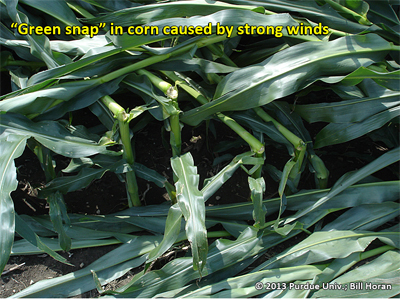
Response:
[254,106,306,189]
[254,107,329,189]
[136,69,181,157]
[160,71,264,156]
[100,96,141,207]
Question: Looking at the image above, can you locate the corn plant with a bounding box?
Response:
[1,0,399,297]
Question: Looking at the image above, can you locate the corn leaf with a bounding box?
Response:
[285,147,400,223]
[11,238,121,255]
[323,66,400,89]
[112,227,262,297]
[14,214,72,266]
[313,250,400,298]
[47,192,72,252]
[181,34,394,126]
[0,112,115,158]
[322,202,400,231]
[8,236,161,298]
[37,160,126,198]
[253,230,399,271]
[19,0,81,27]
[171,152,208,272]
[84,0,258,27]
[3,0,71,68]
[222,0,369,33]
[314,105,400,148]
[29,216,135,243]
[202,151,263,201]
[0,131,27,274]
[295,86,400,124]
[146,204,183,264]
[27,46,120,86]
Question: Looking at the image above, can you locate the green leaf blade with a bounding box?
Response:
[181,34,394,126]
[0,131,27,274]
[0,113,115,158]
[171,152,208,272]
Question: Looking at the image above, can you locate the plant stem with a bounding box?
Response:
[254,106,306,189]
[254,107,302,147]
[217,113,264,154]
[100,95,141,207]
[254,106,329,188]
[252,152,264,179]
[137,69,172,94]
[169,111,181,157]
[136,69,181,156]
[161,71,264,155]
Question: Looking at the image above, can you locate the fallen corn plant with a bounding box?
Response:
[0,0,399,297]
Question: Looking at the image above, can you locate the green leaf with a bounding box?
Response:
[134,163,168,188]
[19,0,81,27]
[367,0,400,27]
[295,84,400,124]
[313,250,400,298]
[38,161,125,198]
[202,151,262,201]
[0,131,27,274]
[27,46,120,86]
[84,0,258,26]
[4,0,71,68]
[324,0,371,25]
[223,0,369,33]
[182,264,325,298]
[322,202,400,231]
[11,237,122,255]
[9,236,161,298]
[14,213,72,266]
[181,34,394,126]
[253,230,399,271]
[0,113,115,158]
[314,105,400,148]
[31,216,135,243]
[62,154,168,188]
[47,192,72,252]
[285,147,400,223]
[171,152,208,272]
[146,204,183,264]
[327,66,400,89]
[0,78,101,116]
